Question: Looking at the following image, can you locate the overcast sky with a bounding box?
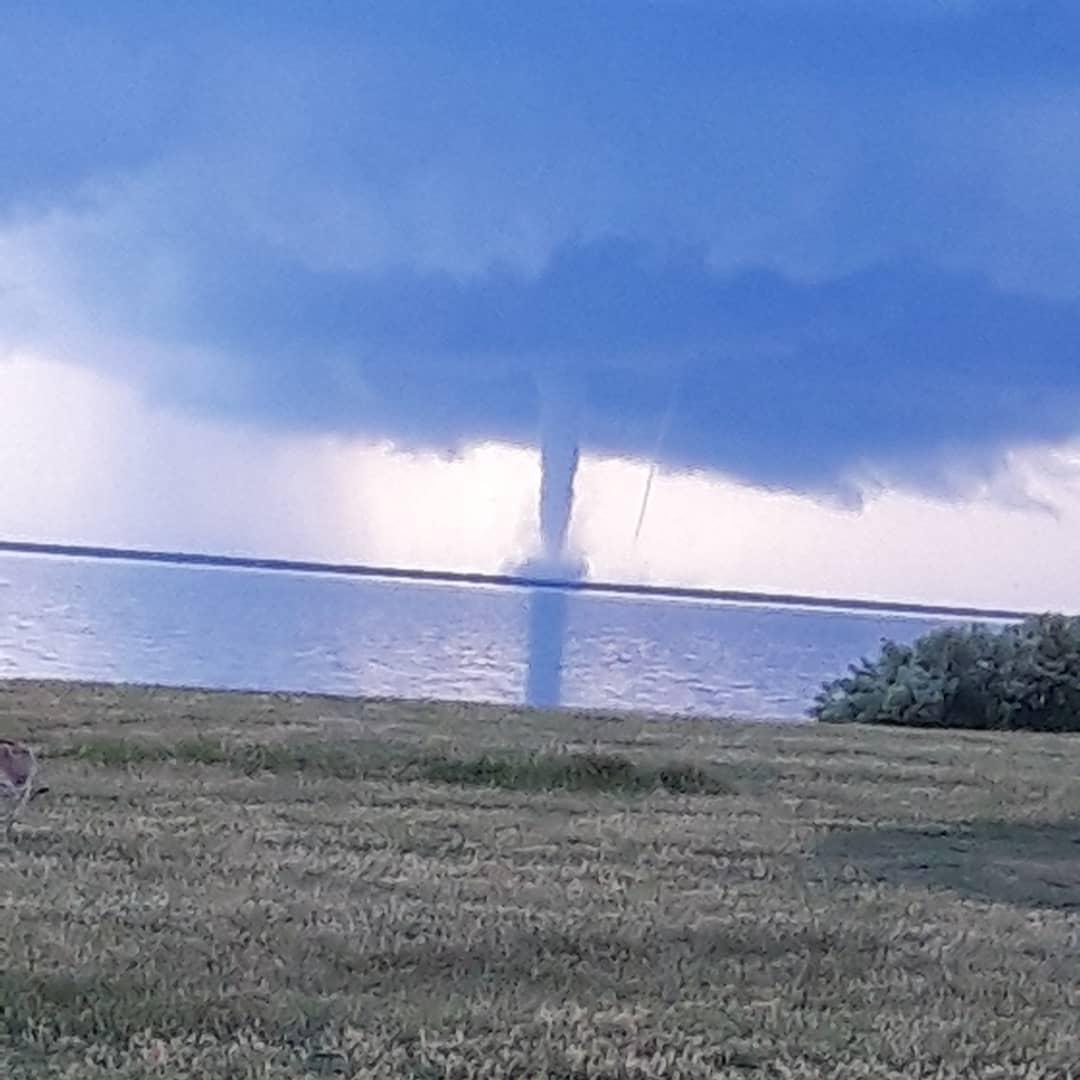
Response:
[3,1,1080,610]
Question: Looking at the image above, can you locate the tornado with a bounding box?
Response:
[521,370,586,708]
[528,370,586,580]
[538,412,580,570]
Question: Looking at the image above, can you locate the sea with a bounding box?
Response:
[0,550,1012,722]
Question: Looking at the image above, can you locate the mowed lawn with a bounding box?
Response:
[3,680,1080,1078]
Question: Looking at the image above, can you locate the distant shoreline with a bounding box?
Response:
[0,538,1034,622]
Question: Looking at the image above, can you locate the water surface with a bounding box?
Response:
[0,552,993,720]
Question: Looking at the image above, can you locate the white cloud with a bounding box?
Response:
[0,354,536,569]
[574,447,1080,613]
[4,352,1080,612]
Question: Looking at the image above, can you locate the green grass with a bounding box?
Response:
[55,735,741,794]
[417,750,737,794]
[3,677,1080,1077]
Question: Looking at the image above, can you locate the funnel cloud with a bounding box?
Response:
[518,374,585,709]
[515,373,587,580]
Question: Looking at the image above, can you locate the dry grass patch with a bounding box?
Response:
[1,678,1080,1077]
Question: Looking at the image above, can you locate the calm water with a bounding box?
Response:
[0,552,995,721]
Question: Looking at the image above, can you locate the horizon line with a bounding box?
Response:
[0,538,1040,622]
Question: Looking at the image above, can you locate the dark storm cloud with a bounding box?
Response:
[144,237,1079,496]
[4,0,1080,498]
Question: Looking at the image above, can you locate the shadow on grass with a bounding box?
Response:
[817,819,1080,910]
[0,921,856,1050]
[0,969,333,1047]
[418,751,738,795]
[54,737,746,796]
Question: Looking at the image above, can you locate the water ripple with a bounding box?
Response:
[0,551,965,721]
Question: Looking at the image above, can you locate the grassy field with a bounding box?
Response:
[2,679,1080,1078]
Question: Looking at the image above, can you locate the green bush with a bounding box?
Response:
[812,613,1080,731]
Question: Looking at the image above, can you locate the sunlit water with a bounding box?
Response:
[0,552,1000,721]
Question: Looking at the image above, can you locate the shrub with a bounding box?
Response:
[812,613,1080,731]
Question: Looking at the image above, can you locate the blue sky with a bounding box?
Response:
[3,2,1080,606]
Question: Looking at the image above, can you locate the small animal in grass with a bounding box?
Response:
[0,739,48,842]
